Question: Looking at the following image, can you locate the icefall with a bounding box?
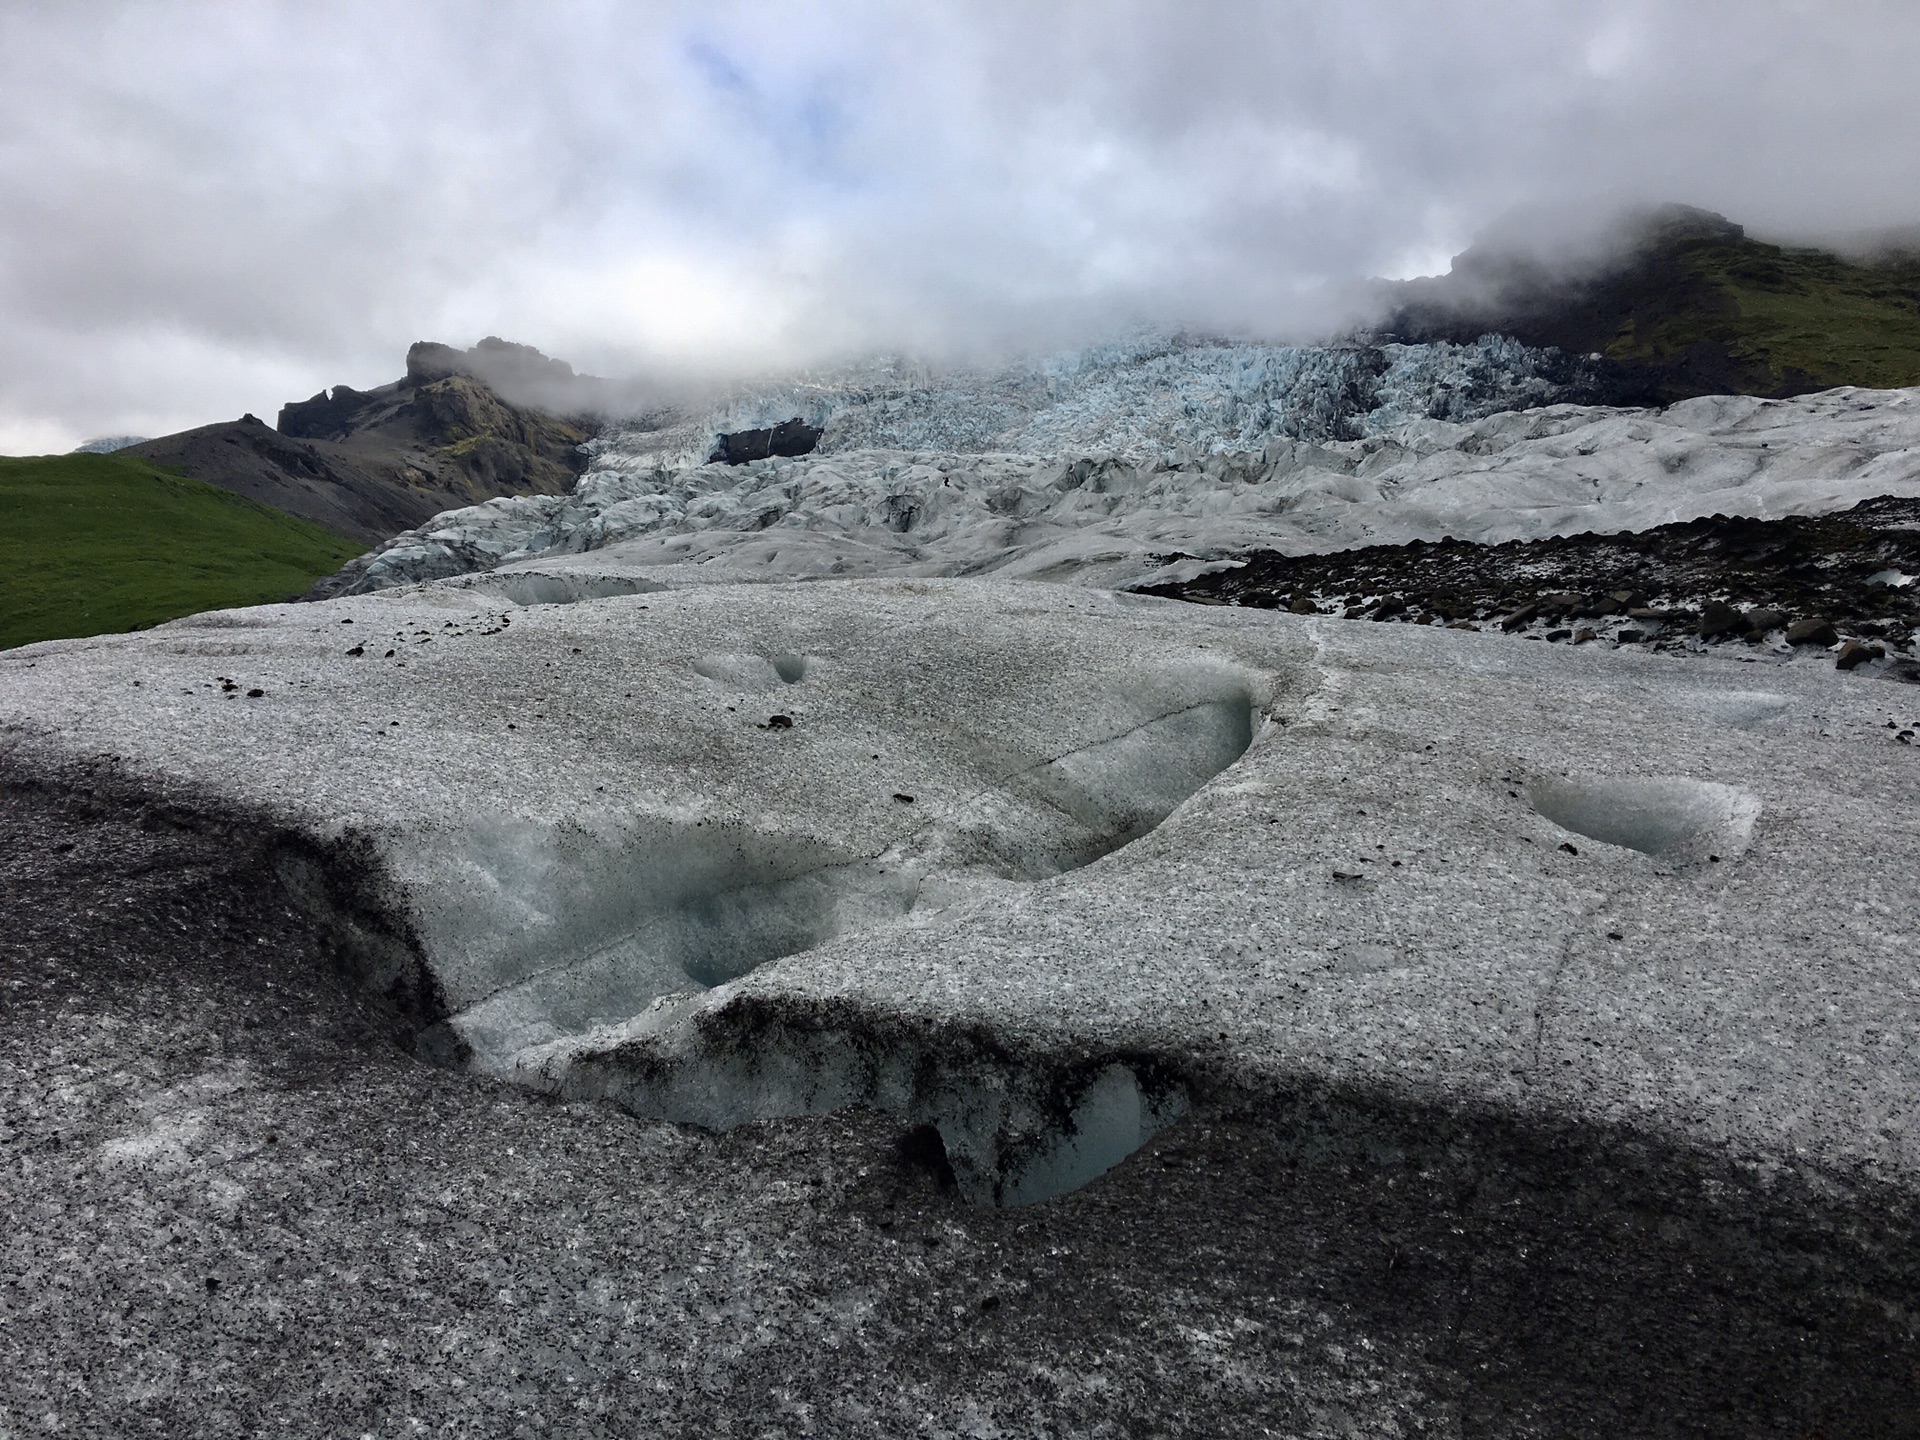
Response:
[592,333,1590,473]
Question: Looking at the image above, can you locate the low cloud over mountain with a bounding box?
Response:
[3,3,1920,451]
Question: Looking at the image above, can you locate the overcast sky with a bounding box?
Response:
[3,0,1919,451]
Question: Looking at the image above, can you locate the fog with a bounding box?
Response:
[3,0,1918,450]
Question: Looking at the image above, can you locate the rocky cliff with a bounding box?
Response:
[122,339,599,547]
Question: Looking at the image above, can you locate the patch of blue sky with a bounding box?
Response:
[679,33,865,193]
[685,38,752,96]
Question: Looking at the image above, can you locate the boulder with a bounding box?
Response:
[1836,638,1885,670]
[1698,599,1748,639]
[1786,617,1840,647]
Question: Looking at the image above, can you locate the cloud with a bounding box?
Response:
[2,0,1918,449]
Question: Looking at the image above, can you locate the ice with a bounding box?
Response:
[6,578,1917,1212]
[325,371,1920,598]
[1526,775,1760,863]
[30,597,1268,1076]
[588,334,1587,472]
[994,1063,1181,1208]
[543,1003,1191,1206]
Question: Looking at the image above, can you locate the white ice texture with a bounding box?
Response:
[8,577,1918,1202]
[604,333,1581,469]
[327,333,1920,597]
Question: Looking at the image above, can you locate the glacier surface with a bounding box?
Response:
[11,333,1920,1430]
[321,344,1920,598]
[600,333,1590,468]
[5,577,1916,1208]
[10,427,1920,1422]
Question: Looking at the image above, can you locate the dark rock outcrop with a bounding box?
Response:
[125,340,601,548]
[277,385,377,441]
[710,418,824,465]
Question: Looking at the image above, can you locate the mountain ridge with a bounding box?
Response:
[1381,204,1920,404]
[118,338,599,546]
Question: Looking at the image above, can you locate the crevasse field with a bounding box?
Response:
[319,334,1920,598]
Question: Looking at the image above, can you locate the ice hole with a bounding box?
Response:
[690,652,813,692]
[989,1064,1178,1207]
[972,695,1260,878]
[440,820,920,1064]
[475,573,664,606]
[428,669,1263,1074]
[1526,775,1760,863]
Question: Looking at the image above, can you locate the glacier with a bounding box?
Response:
[597,332,1594,468]
[315,333,1920,599]
[7,577,1916,1210]
[9,331,1920,1432]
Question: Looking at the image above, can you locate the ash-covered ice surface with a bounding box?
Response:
[4,571,1920,1435]
[320,350,1920,600]
[11,339,1920,1434]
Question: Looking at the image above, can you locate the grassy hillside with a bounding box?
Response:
[1607,232,1920,392]
[1,452,363,650]
[1387,208,1920,403]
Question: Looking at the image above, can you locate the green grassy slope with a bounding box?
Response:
[1609,234,1920,392]
[1387,208,1920,402]
[1,452,363,650]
